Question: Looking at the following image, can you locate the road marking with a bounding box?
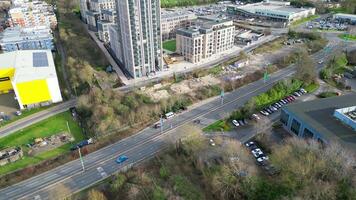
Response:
[97,167,107,178]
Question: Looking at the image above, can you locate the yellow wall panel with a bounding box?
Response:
[0,68,15,93]
[16,80,51,105]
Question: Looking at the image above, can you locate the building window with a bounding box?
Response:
[290,119,301,135]
[280,110,289,125]
[303,128,314,139]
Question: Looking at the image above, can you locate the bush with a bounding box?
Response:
[171,175,203,200]
[159,165,170,179]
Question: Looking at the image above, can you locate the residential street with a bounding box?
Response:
[0,41,342,200]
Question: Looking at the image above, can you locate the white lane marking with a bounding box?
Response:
[34,195,41,200]
[97,167,107,178]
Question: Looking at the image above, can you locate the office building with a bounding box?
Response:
[333,13,356,24]
[280,94,356,151]
[0,50,63,109]
[0,26,54,52]
[111,0,162,78]
[8,0,57,29]
[227,1,315,24]
[161,10,196,41]
[176,18,235,63]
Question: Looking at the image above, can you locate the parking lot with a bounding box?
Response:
[306,17,350,31]
[0,92,20,122]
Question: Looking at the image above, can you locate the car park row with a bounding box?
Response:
[231,88,307,127]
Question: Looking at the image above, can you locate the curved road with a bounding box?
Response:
[0,42,341,200]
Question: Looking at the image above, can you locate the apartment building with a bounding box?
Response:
[97,20,114,43]
[80,0,89,23]
[161,10,196,41]
[176,18,235,63]
[8,0,57,29]
[0,26,54,52]
[85,0,115,31]
[110,0,162,78]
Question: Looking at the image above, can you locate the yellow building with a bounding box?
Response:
[0,50,62,109]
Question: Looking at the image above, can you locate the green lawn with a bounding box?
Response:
[304,82,320,93]
[291,15,320,27]
[0,111,84,175]
[163,40,176,52]
[203,120,232,132]
[338,34,356,41]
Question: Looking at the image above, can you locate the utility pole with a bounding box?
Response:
[220,90,224,105]
[66,121,71,135]
[160,115,163,133]
[78,147,85,172]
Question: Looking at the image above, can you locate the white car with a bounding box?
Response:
[252,114,260,120]
[257,156,269,162]
[15,111,22,116]
[318,60,323,64]
[209,139,216,146]
[232,120,240,127]
[251,148,264,158]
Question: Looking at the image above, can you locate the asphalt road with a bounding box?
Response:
[0,41,341,200]
[0,99,76,138]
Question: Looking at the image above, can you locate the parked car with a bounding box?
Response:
[209,139,216,146]
[242,119,248,125]
[15,111,22,116]
[251,114,260,120]
[251,148,264,158]
[116,155,128,164]
[70,138,94,151]
[238,120,245,126]
[232,120,240,127]
[260,110,269,116]
[269,105,278,111]
[245,141,258,150]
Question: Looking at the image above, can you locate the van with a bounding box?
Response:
[165,112,175,119]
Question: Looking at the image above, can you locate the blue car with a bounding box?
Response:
[116,155,128,164]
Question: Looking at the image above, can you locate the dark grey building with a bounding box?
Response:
[280,94,356,151]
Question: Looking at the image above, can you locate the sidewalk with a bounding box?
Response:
[86,27,130,85]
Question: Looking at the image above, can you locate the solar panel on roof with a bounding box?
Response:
[33,52,48,67]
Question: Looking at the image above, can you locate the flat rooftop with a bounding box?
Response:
[0,26,52,43]
[0,50,57,83]
[232,1,313,16]
[284,94,356,151]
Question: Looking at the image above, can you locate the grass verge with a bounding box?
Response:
[338,34,356,41]
[203,120,232,132]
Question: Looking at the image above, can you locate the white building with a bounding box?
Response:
[111,0,162,78]
[333,13,356,24]
[176,18,235,63]
[227,0,316,24]
[161,10,197,41]
[0,50,62,109]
